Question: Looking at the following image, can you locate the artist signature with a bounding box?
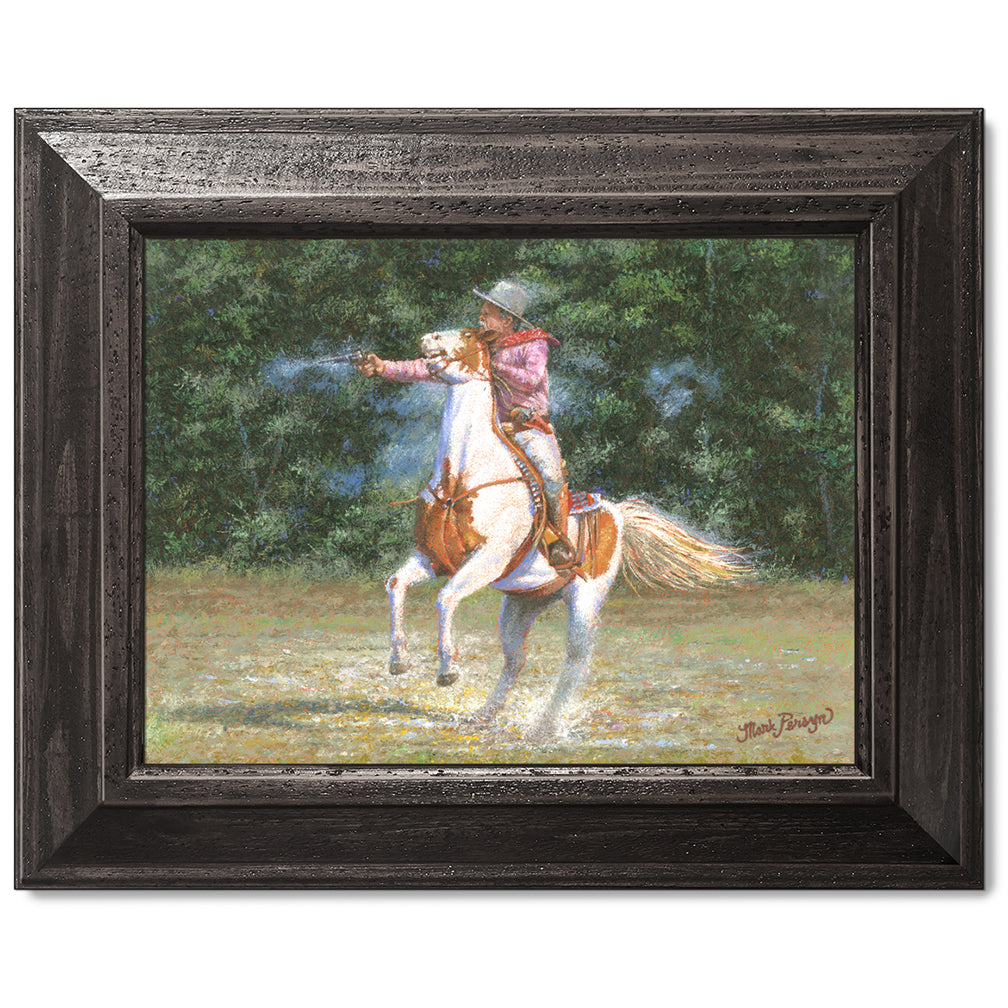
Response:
[736,709,834,742]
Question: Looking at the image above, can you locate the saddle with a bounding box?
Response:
[412,476,608,587]
[409,417,585,579]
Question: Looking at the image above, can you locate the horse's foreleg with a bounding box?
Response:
[386,552,436,676]
[471,592,557,722]
[435,546,510,686]
[528,581,603,740]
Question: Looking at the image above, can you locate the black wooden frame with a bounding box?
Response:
[15,109,983,888]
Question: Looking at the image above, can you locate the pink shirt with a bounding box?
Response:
[383,331,555,423]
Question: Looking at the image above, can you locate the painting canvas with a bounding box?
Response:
[144,236,854,765]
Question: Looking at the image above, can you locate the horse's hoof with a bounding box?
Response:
[388,658,411,676]
[436,671,459,687]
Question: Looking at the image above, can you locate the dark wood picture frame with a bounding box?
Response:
[15,109,982,888]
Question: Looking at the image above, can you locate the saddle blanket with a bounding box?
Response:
[569,490,604,514]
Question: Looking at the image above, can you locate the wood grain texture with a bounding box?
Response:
[109,764,873,806]
[866,203,899,793]
[100,208,138,794]
[897,123,983,867]
[16,126,105,881]
[14,109,983,888]
[39,128,952,199]
[27,805,963,889]
[16,108,982,134]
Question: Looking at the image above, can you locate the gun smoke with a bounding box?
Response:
[642,357,721,420]
[264,349,446,494]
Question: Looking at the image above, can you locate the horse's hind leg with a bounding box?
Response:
[386,552,435,676]
[470,592,557,723]
[528,581,603,741]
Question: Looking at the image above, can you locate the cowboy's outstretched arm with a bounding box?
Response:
[356,356,435,382]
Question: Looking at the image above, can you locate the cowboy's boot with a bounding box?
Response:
[548,537,576,568]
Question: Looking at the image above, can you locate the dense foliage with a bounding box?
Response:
[146,237,854,578]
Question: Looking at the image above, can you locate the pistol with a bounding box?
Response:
[319,350,371,366]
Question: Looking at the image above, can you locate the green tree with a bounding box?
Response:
[145,237,854,579]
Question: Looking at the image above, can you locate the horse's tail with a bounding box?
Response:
[616,497,750,593]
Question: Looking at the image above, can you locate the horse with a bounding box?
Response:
[385,327,746,740]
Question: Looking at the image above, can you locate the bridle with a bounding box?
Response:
[423,330,492,381]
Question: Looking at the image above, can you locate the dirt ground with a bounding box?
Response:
[145,570,854,765]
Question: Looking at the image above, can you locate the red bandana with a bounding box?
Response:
[490,327,560,350]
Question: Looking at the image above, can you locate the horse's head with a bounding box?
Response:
[421,328,491,383]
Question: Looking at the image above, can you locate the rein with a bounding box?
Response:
[389,475,524,509]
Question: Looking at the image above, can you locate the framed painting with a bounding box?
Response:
[15,109,982,887]
[142,233,855,766]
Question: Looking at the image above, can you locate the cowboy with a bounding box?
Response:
[357,279,576,569]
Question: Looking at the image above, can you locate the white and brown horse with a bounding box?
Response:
[386,327,745,739]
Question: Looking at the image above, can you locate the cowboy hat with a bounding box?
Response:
[472,278,534,329]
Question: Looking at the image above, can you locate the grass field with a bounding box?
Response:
[145,569,854,765]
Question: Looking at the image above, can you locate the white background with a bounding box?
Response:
[3,3,1002,1004]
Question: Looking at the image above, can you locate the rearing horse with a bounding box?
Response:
[386,327,744,739]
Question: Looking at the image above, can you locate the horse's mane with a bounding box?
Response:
[459,326,490,346]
